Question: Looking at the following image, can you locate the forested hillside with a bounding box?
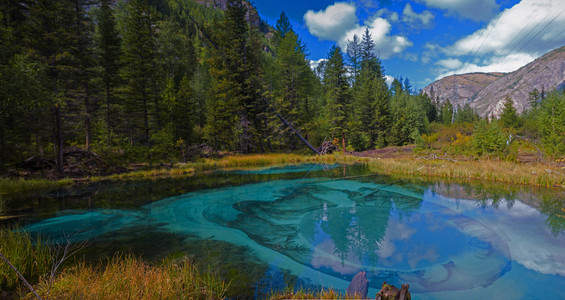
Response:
[1,0,564,175]
[0,0,439,173]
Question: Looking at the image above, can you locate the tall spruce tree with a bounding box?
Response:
[324,46,351,152]
[499,96,520,129]
[94,0,121,146]
[205,0,266,152]
[271,13,315,150]
[27,0,80,174]
[120,0,158,145]
[347,34,361,83]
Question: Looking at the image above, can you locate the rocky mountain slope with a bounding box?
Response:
[422,46,565,118]
[422,72,504,109]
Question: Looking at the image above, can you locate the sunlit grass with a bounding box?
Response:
[269,285,359,299]
[366,157,565,188]
[30,255,228,300]
[99,166,196,181]
[0,177,73,194]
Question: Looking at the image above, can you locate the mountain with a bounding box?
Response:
[422,46,565,118]
[422,72,505,109]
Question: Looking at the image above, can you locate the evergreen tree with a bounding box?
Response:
[472,119,505,156]
[454,103,479,124]
[324,46,351,152]
[352,33,389,149]
[271,24,314,150]
[273,11,291,46]
[439,100,454,124]
[120,0,158,145]
[94,0,121,146]
[529,88,541,109]
[176,74,199,143]
[27,0,83,174]
[538,92,565,156]
[499,96,519,129]
[205,0,266,152]
[346,34,361,82]
[390,77,403,96]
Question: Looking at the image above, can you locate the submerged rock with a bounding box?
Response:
[376,281,411,300]
[347,271,369,298]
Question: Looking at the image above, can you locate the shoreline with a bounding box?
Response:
[1,152,564,195]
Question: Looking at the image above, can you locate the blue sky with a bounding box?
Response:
[252,0,565,90]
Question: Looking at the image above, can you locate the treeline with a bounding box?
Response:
[2,0,561,173]
[0,0,440,172]
[422,91,565,160]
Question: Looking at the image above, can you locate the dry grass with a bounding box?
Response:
[30,255,228,300]
[101,166,196,180]
[191,153,368,171]
[269,286,348,299]
[366,157,565,188]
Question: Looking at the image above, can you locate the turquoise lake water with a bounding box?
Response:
[4,163,565,299]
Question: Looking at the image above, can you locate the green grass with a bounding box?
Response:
[0,177,73,195]
[0,227,51,293]
[29,255,229,300]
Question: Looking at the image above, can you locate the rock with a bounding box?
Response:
[375,281,411,300]
[423,46,565,118]
[347,271,369,298]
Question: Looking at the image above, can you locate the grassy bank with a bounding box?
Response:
[0,177,73,195]
[28,255,228,300]
[0,227,51,294]
[2,152,564,195]
[366,157,565,188]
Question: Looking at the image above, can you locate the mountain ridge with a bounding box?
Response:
[422,46,565,118]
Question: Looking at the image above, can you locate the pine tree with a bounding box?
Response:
[120,0,158,145]
[205,0,266,152]
[273,11,291,46]
[272,21,315,150]
[439,100,454,124]
[499,96,519,129]
[538,92,565,156]
[324,46,351,152]
[176,74,199,143]
[347,34,361,82]
[27,0,81,174]
[94,0,121,145]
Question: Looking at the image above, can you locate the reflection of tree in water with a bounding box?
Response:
[321,184,423,266]
[430,180,565,235]
[541,193,565,236]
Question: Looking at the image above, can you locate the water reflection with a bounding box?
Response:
[2,164,564,298]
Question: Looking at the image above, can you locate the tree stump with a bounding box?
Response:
[375,281,411,300]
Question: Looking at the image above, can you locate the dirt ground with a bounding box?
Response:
[352,145,415,159]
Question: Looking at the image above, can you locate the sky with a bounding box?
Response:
[252,0,565,90]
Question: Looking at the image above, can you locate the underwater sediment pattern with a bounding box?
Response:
[25,164,565,298]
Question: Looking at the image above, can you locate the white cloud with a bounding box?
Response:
[304,2,358,41]
[339,17,413,59]
[385,75,395,86]
[304,3,413,59]
[402,3,434,28]
[309,58,327,70]
[436,58,463,69]
[436,53,536,80]
[422,0,498,21]
[436,0,565,79]
[448,0,565,57]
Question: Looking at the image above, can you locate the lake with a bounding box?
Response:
[3,163,565,299]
